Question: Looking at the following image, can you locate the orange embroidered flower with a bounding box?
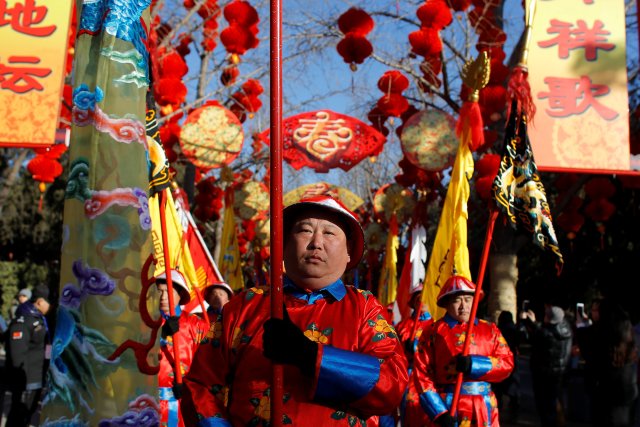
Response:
[304,329,329,344]
[206,321,223,340]
[256,395,270,420]
[374,318,393,333]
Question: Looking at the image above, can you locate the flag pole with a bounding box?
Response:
[158,188,184,386]
[449,209,498,416]
[269,0,284,424]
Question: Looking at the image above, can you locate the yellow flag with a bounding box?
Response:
[149,188,199,294]
[377,215,399,307]
[218,191,245,291]
[422,126,474,319]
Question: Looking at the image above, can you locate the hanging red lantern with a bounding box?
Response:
[336,34,373,70]
[449,0,472,11]
[338,8,374,35]
[223,0,259,26]
[585,177,616,199]
[197,0,219,19]
[27,144,67,208]
[241,79,264,96]
[221,65,239,86]
[476,153,501,177]
[220,24,259,56]
[377,94,409,117]
[377,71,409,94]
[584,198,616,223]
[409,27,442,57]
[556,210,585,236]
[159,51,188,79]
[202,17,220,52]
[416,0,452,30]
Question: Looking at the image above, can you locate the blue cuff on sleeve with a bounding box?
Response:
[469,355,493,379]
[197,417,232,427]
[314,346,380,402]
[419,390,449,420]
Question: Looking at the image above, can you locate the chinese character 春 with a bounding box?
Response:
[538,19,615,61]
[537,75,618,120]
[0,56,51,93]
[0,0,56,37]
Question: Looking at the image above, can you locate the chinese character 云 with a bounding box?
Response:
[537,75,618,121]
[538,19,615,61]
[0,0,56,37]
[0,56,51,94]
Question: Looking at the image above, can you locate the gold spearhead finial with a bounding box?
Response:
[461,51,491,103]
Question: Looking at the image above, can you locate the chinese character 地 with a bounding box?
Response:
[0,0,56,37]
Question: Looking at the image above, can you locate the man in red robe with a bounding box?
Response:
[157,269,209,427]
[181,195,408,426]
[410,276,514,427]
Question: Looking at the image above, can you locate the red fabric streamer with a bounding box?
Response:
[456,101,484,151]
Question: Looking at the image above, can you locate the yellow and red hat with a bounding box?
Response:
[283,195,364,270]
[436,275,481,307]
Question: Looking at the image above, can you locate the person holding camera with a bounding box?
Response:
[521,305,572,427]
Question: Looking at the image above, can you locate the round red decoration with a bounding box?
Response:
[337,34,373,68]
[377,94,409,117]
[179,104,244,170]
[409,27,442,57]
[337,8,374,36]
[416,1,452,30]
[400,109,458,172]
[377,71,409,94]
[223,0,258,26]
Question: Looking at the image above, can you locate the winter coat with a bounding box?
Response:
[528,319,572,376]
[6,302,49,389]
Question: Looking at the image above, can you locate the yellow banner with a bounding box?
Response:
[0,0,72,147]
[528,0,630,171]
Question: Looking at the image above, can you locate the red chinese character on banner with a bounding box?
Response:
[0,56,51,93]
[538,19,615,61]
[0,0,56,37]
[537,75,618,120]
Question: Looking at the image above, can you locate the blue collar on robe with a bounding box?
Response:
[161,305,182,320]
[283,276,346,304]
[443,312,478,328]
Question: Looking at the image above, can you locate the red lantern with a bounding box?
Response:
[223,0,259,26]
[377,94,409,117]
[409,27,442,57]
[377,71,409,94]
[220,24,259,55]
[585,177,616,199]
[416,0,452,30]
[337,8,374,36]
[221,65,239,86]
[556,210,585,235]
[584,198,616,223]
[476,153,500,177]
[336,34,373,70]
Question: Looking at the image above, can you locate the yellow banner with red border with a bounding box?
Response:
[528,0,631,172]
[0,0,73,147]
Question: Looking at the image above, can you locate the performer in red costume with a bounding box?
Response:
[395,288,434,426]
[157,269,209,427]
[181,195,408,426]
[410,276,514,427]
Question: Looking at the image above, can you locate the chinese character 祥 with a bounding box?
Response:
[0,0,56,37]
[538,19,615,61]
[0,56,51,93]
[537,75,618,120]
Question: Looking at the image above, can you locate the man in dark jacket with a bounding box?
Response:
[5,284,52,427]
[521,305,572,427]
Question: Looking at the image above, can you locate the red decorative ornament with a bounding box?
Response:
[258,110,386,173]
[336,34,373,71]
[585,177,616,199]
[337,8,374,35]
[584,198,616,223]
[377,94,409,117]
[336,8,374,71]
[27,144,67,209]
[221,65,239,86]
[223,0,259,26]
[409,27,442,57]
[220,0,260,63]
[377,70,409,94]
[416,0,452,30]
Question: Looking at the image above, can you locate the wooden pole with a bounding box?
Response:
[449,209,498,417]
[269,0,284,424]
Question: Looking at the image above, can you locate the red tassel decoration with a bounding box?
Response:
[456,101,484,151]
[506,65,536,120]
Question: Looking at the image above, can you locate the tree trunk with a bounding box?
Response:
[488,254,518,322]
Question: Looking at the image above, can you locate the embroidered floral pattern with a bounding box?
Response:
[368,314,397,342]
[248,389,291,426]
[246,286,266,301]
[330,410,366,427]
[303,323,332,344]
